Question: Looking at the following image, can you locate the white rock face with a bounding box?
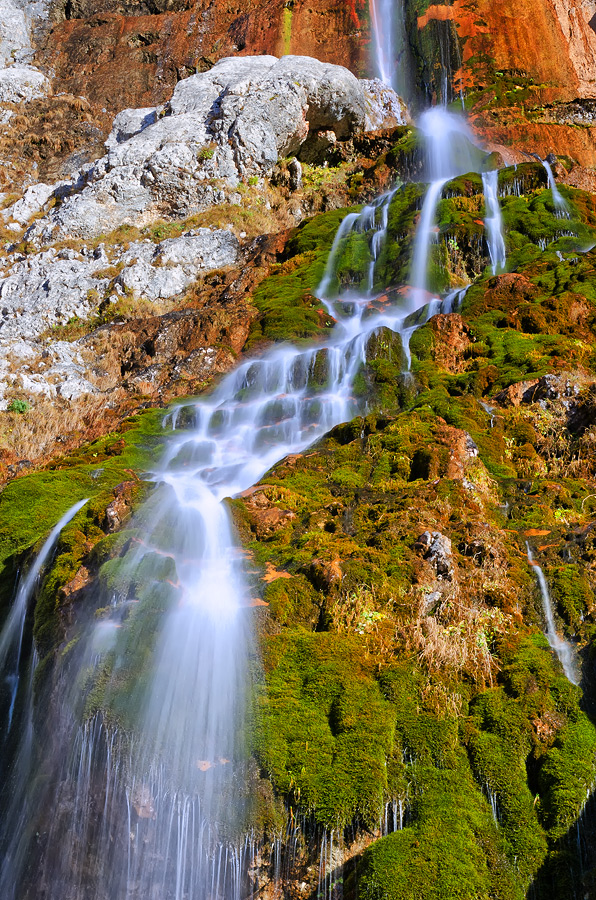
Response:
[0,248,110,341]
[362,78,410,131]
[0,225,240,404]
[0,0,50,122]
[0,63,48,102]
[117,229,239,300]
[0,0,31,66]
[0,227,239,340]
[3,182,55,225]
[24,55,376,242]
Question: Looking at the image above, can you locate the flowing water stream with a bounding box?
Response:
[0,170,460,899]
[527,543,578,684]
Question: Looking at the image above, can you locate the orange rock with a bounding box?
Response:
[60,566,91,598]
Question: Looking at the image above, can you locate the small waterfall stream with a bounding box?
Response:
[0,497,88,730]
[542,159,570,218]
[527,543,578,684]
[481,170,507,274]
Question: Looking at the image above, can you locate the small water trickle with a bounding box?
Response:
[484,783,499,825]
[482,170,506,274]
[0,497,88,731]
[542,159,570,218]
[526,543,578,684]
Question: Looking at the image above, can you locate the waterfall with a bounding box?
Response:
[481,170,506,274]
[542,159,570,218]
[409,107,488,304]
[369,0,412,102]
[0,185,463,897]
[410,177,448,308]
[0,497,88,730]
[526,544,578,685]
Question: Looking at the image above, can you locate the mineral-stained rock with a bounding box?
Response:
[429,313,471,373]
[248,506,297,540]
[60,565,91,598]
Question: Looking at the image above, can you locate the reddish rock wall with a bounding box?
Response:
[38,0,369,114]
[417,0,596,165]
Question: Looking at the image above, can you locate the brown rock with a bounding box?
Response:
[494,380,540,408]
[249,507,297,540]
[310,557,343,592]
[429,313,471,373]
[60,565,91,598]
[38,0,367,116]
[103,480,136,532]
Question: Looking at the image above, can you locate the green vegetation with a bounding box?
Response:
[7,399,30,414]
[4,118,596,900]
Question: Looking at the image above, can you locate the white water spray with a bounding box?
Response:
[526,543,578,684]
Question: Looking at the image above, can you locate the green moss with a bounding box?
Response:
[0,410,164,644]
[246,209,354,345]
[356,762,519,900]
[255,633,396,829]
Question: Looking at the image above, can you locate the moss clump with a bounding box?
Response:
[356,763,519,900]
[254,633,396,830]
[246,209,351,345]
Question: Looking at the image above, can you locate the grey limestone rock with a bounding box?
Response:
[25,54,385,241]
[415,531,454,580]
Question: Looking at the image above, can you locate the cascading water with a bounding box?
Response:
[409,107,492,305]
[526,543,578,685]
[0,499,88,900]
[0,497,88,730]
[1,10,573,896]
[1,181,459,898]
[481,170,507,275]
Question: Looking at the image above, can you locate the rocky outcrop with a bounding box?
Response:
[18,55,395,243]
[0,227,239,341]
